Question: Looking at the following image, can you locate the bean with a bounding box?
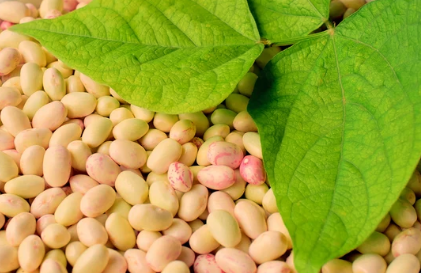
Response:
[0,30,31,49]
[343,7,356,18]
[43,249,67,268]
[65,241,87,266]
[0,150,18,182]
[243,132,263,159]
[257,261,292,273]
[390,198,417,228]
[113,171,147,206]
[109,139,146,169]
[322,259,353,273]
[43,67,65,101]
[66,75,85,93]
[6,212,35,247]
[146,171,169,185]
[146,235,182,272]
[262,188,278,214]
[47,61,73,79]
[194,254,224,273]
[40,258,67,273]
[69,174,98,195]
[67,140,91,172]
[149,180,179,216]
[76,217,108,247]
[203,124,231,141]
[330,1,347,19]
[207,141,243,169]
[233,111,258,133]
[72,244,109,273]
[237,72,258,97]
[19,41,46,67]
[32,101,67,131]
[178,184,209,222]
[80,184,116,217]
[225,93,249,113]
[0,213,4,229]
[215,248,256,273]
[30,188,66,218]
[14,128,51,154]
[147,138,182,174]
[352,254,387,273]
[222,170,247,200]
[49,123,82,147]
[128,203,173,231]
[124,249,154,273]
[61,92,96,118]
[386,254,420,273]
[136,230,162,252]
[138,128,167,151]
[36,214,57,235]
[106,196,131,219]
[169,119,196,144]
[102,249,127,273]
[0,243,19,272]
[43,145,71,187]
[153,113,179,132]
[356,231,390,256]
[105,213,136,251]
[197,136,224,166]
[376,214,391,233]
[256,47,280,68]
[113,118,149,141]
[109,107,134,125]
[162,260,189,273]
[341,0,365,9]
[18,235,45,272]
[4,175,44,199]
[179,142,198,166]
[41,223,70,248]
[245,183,269,205]
[400,187,416,205]
[82,117,113,148]
[197,165,235,190]
[208,191,235,216]
[20,62,42,96]
[0,193,30,217]
[22,91,49,120]
[407,171,421,196]
[162,218,192,244]
[188,219,204,233]
[54,192,83,226]
[207,210,241,247]
[0,129,14,151]
[249,231,289,264]
[96,96,120,116]
[42,47,57,64]
[235,200,267,240]
[267,213,292,249]
[39,0,63,18]
[392,227,421,257]
[0,1,30,23]
[130,105,155,122]
[0,87,21,111]
[1,106,31,136]
[85,153,120,186]
[79,73,110,98]
[167,162,193,192]
[3,76,22,93]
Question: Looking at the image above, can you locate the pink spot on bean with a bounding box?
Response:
[240,155,266,185]
[197,165,235,190]
[168,162,193,193]
[208,142,243,169]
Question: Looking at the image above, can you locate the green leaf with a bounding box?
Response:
[247,0,330,44]
[11,0,263,114]
[248,0,421,272]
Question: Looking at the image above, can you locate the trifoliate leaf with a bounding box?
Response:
[11,0,263,114]
[248,0,421,272]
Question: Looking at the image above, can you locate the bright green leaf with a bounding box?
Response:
[248,0,421,272]
[247,0,330,44]
[11,0,263,114]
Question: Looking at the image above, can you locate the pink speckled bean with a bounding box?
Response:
[215,248,256,273]
[194,254,224,273]
[86,153,121,187]
[124,249,155,273]
[43,145,72,187]
[0,48,20,76]
[0,21,14,30]
[168,162,193,192]
[240,155,266,185]
[146,235,182,272]
[207,141,243,169]
[69,174,99,195]
[197,165,235,190]
[31,188,66,218]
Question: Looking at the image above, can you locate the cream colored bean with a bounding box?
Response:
[109,139,146,169]
[72,244,109,273]
[67,140,91,172]
[36,214,56,236]
[30,188,66,218]
[0,30,31,49]
[0,193,29,217]
[105,213,136,251]
[0,213,4,229]
[39,0,63,17]
[262,188,278,214]
[95,96,119,116]
[149,180,179,216]
[178,184,209,222]
[0,150,18,182]
[215,248,256,273]
[139,129,167,151]
[243,132,263,159]
[76,218,108,246]
[6,212,36,246]
[352,254,387,273]
[102,249,127,273]
[32,101,67,131]
[245,183,269,205]
[146,171,169,185]
[65,241,87,266]
[18,235,45,272]
[49,123,82,147]
[249,231,288,264]
[109,107,133,125]
[136,230,162,252]
[61,92,96,118]
[322,259,353,273]
[147,138,182,174]
[0,1,30,23]
[82,116,113,148]
[386,254,420,273]
[208,191,235,216]
[197,165,236,190]
[0,87,21,111]
[19,41,46,67]
[0,129,14,151]
[4,175,44,199]
[197,136,224,166]
[175,246,194,268]
[41,223,70,248]
[14,128,51,154]
[1,106,31,137]
[203,124,231,141]
[124,249,154,273]
[128,203,173,231]
[233,111,257,132]
[3,149,21,170]
[194,254,224,273]
[66,75,85,93]
[130,105,154,122]
[177,113,208,137]
[43,249,67,268]
[20,63,42,96]
[153,113,178,132]
[67,224,79,243]
[114,171,148,206]
[390,198,417,228]
[267,213,292,248]
[167,162,193,192]
[79,73,110,98]
[80,184,116,217]
[69,174,98,195]
[169,119,196,144]
[43,145,71,187]
[146,235,182,272]
[112,118,149,141]
[178,142,197,166]
[221,170,246,200]
[85,153,121,186]
[106,196,131,219]
[40,258,67,273]
[3,76,22,94]
[162,218,192,244]
[54,192,83,226]
[376,214,391,233]
[47,61,73,79]
[392,227,421,257]
[96,140,111,155]
[357,231,390,256]
[257,261,292,273]
[0,242,19,272]
[162,261,189,273]
[43,68,65,100]
[207,210,241,247]
[233,231,251,253]
[22,91,49,120]
[225,131,246,154]
[235,200,267,240]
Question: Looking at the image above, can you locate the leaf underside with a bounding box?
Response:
[249,0,421,272]
[247,0,330,44]
[11,0,263,114]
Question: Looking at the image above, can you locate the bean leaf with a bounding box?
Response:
[11,0,263,114]
[247,0,330,44]
[248,0,421,272]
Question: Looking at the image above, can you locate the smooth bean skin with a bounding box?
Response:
[197,136,224,166]
[79,73,110,98]
[49,123,82,147]
[179,112,209,136]
[65,241,87,266]
[146,235,182,272]
[392,227,421,257]
[41,223,70,249]
[0,1,30,23]
[207,210,241,247]
[106,196,131,219]
[18,234,45,272]
[30,188,66,218]
[357,231,390,256]
[0,243,19,272]
[215,248,257,273]
[162,261,189,273]
[233,111,257,132]
[0,48,21,76]
[203,124,231,141]
[0,129,14,151]
[257,261,292,273]
[169,119,196,144]
[86,153,121,186]
[178,184,209,222]
[80,185,116,218]
[162,219,192,244]
[153,113,179,132]
[197,165,235,190]
[149,180,179,216]
[115,171,148,205]
[190,224,221,254]
[225,93,249,113]
[208,191,235,216]
[207,141,243,169]
[262,188,278,214]
[43,249,67,268]
[179,142,198,166]
[386,254,420,273]
[168,162,193,192]
[322,259,353,273]
[245,183,269,205]
[0,86,21,110]
[240,155,266,185]
[124,249,154,273]
[32,101,67,131]
[72,244,109,273]
[54,192,83,226]
[109,139,146,169]
[105,213,136,251]
[352,254,387,273]
[20,145,45,176]
[128,204,173,231]
[6,212,36,246]
[103,249,128,273]
[14,128,52,153]
[61,92,96,118]
[147,138,182,174]
[40,258,67,273]
[69,174,98,195]
[177,246,195,267]
[243,132,263,159]
[43,67,65,101]
[76,217,108,247]
[66,75,85,93]
[390,198,417,228]
[43,145,71,187]
[235,200,267,240]
[194,254,224,273]
[0,30,31,49]
[82,117,113,148]
[1,106,31,137]
[249,231,288,264]
[0,193,30,217]
[136,230,162,252]
[113,118,149,141]
[0,150,19,182]
[130,105,155,122]
[67,140,91,172]
[139,128,167,151]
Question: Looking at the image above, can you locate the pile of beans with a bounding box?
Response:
[0,0,420,273]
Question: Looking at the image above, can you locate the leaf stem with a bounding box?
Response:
[271,30,330,46]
